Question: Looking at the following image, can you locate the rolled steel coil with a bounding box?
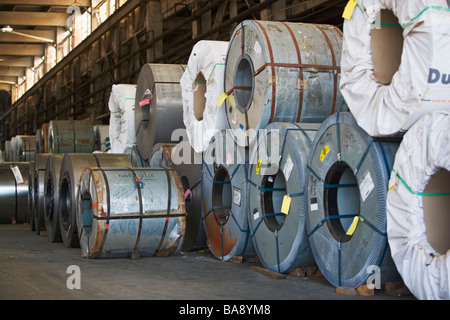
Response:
[47,120,95,153]
[17,135,36,162]
[34,154,50,234]
[305,112,400,288]
[202,129,255,260]
[387,110,450,300]
[0,162,30,224]
[35,123,49,154]
[149,141,206,251]
[28,160,35,230]
[134,63,186,162]
[247,122,319,274]
[340,2,450,137]
[224,20,347,146]
[148,143,177,168]
[77,167,186,259]
[180,40,229,153]
[93,125,110,152]
[4,141,11,162]
[44,154,64,242]
[58,153,132,248]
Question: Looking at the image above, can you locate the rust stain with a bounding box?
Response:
[202,198,237,258]
[89,170,106,258]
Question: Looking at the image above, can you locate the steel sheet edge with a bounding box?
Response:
[77,167,186,258]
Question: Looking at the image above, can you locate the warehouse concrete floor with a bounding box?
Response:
[0,224,414,303]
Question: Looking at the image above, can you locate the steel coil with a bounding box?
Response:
[247,122,319,274]
[77,167,186,259]
[305,112,401,288]
[149,141,206,251]
[0,162,30,224]
[93,125,110,152]
[202,129,255,260]
[387,110,450,300]
[17,135,36,161]
[35,123,49,154]
[44,154,64,242]
[224,20,347,146]
[28,160,35,230]
[4,141,11,162]
[34,154,50,234]
[58,153,132,248]
[47,120,95,153]
[134,63,186,161]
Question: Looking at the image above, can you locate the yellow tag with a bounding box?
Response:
[256,159,262,175]
[281,195,291,215]
[346,216,360,236]
[215,92,228,107]
[320,145,330,162]
[342,0,358,20]
[228,93,236,108]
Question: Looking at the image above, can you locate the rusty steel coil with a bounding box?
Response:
[224,20,346,147]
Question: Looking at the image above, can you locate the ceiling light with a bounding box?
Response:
[2,25,13,32]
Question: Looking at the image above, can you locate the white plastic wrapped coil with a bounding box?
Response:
[180,40,229,153]
[387,110,450,300]
[108,84,137,154]
[340,0,450,136]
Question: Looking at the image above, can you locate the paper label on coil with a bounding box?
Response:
[283,155,294,182]
[254,41,262,58]
[216,92,228,107]
[342,0,358,20]
[253,210,260,220]
[320,145,330,162]
[11,165,23,184]
[310,197,318,211]
[256,159,262,175]
[281,195,291,215]
[233,187,241,207]
[360,171,374,202]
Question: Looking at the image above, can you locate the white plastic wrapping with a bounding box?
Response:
[180,40,229,153]
[387,110,450,300]
[340,0,450,136]
[108,84,137,153]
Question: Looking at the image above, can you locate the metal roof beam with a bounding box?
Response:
[0,30,56,43]
[0,66,25,77]
[0,11,69,27]
[0,0,90,7]
[0,43,44,56]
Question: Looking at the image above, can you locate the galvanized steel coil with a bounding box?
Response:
[47,120,95,153]
[0,162,30,224]
[202,129,255,260]
[134,63,186,162]
[44,154,64,242]
[77,167,186,259]
[58,153,132,248]
[305,112,400,288]
[34,154,50,234]
[149,141,206,252]
[224,20,347,146]
[247,122,319,274]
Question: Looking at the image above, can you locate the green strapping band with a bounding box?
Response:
[355,4,450,29]
[395,171,450,196]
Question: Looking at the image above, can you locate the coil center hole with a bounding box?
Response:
[261,171,287,232]
[324,162,360,243]
[212,166,232,226]
[233,57,254,112]
[59,176,72,231]
[80,191,93,235]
